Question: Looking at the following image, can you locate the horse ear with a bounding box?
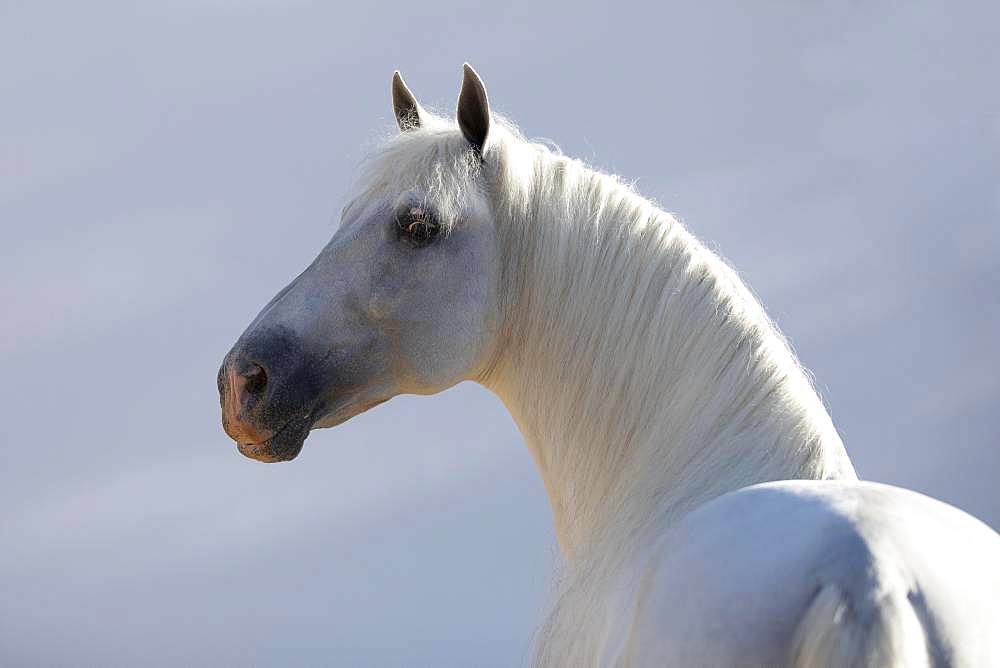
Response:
[392,71,423,131]
[457,63,490,151]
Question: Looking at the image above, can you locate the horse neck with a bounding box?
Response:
[479,149,856,562]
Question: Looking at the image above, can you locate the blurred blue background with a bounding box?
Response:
[2,2,997,665]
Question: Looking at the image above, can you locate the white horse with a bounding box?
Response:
[219,65,1000,666]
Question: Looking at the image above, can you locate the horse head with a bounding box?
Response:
[219,65,502,462]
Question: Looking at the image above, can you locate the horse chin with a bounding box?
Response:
[235,416,311,463]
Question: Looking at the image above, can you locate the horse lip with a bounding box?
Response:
[223,414,276,446]
[234,414,312,463]
[232,395,389,462]
[234,417,294,447]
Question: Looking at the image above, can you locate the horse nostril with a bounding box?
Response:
[241,362,268,397]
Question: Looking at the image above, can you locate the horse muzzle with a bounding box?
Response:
[218,328,324,463]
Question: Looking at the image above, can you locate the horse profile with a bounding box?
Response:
[219,65,1000,666]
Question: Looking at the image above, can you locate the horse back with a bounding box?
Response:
[614,480,1000,667]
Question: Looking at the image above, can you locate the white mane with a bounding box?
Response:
[486,119,856,538]
[358,114,858,662]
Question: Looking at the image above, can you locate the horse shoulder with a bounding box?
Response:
[612,480,1000,667]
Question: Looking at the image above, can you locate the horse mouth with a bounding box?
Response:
[235,414,312,463]
[232,396,390,463]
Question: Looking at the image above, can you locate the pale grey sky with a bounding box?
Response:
[2,2,998,665]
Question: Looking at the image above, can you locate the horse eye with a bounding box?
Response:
[396,207,440,247]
